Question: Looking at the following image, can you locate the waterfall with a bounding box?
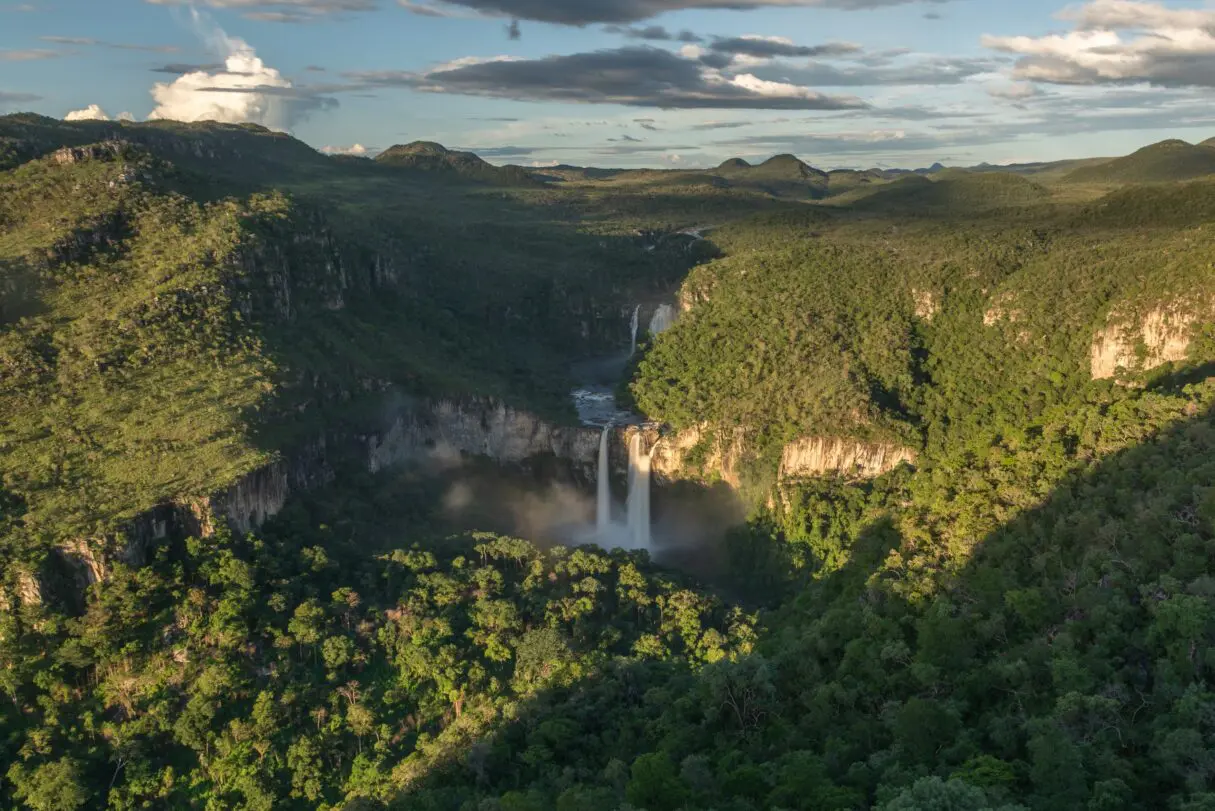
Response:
[626,431,654,550]
[629,305,641,356]
[596,425,611,536]
[648,304,676,338]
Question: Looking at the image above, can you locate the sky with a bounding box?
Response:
[3,0,1215,168]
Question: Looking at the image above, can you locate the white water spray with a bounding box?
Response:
[626,431,655,550]
[629,305,641,356]
[648,304,676,338]
[596,425,611,536]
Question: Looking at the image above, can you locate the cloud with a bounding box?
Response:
[146,0,377,22]
[635,117,659,130]
[349,46,867,110]
[609,133,643,141]
[65,104,111,121]
[506,17,521,38]
[0,49,59,60]
[603,24,703,42]
[63,105,138,121]
[321,143,372,155]
[987,82,1040,101]
[707,35,861,59]
[0,90,41,107]
[750,54,1004,86]
[425,0,951,25]
[148,11,334,129]
[152,62,227,74]
[40,36,179,52]
[982,0,1215,87]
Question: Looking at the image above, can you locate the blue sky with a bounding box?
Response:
[3,0,1215,168]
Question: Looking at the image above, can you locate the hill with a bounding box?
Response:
[843,171,1050,214]
[1065,139,1215,184]
[375,140,541,186]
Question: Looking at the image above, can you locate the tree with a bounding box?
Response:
[626,753,687,811]
[8,758,89,811]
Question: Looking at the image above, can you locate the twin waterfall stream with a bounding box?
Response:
[581,302,678,552]
[595,425,656,551]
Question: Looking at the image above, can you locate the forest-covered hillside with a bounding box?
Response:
[3,118,1215,810]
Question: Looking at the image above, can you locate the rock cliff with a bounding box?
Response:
[1091,306,1203,380]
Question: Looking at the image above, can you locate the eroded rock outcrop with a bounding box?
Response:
[646,425,914,487]
[367,399,600,474]
[1091,306,1201,380]
[779,437,916,479]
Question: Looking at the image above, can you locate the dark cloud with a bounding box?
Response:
[425,0,952,25]
[751,55,1003,87]
[707,36,860,59]
[151,62,227,74]
[609,133,643,141]
[603,24,702,42]
[350,46,867,110]
[634,117,659,130]
[506,18,521,38]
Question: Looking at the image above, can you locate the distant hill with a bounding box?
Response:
[717,158,752,171]
[1065,139,1215,184]
[704,153,829,199]
[848,171,1050,214]
[375,141,541,186]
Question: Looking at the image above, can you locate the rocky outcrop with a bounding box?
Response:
[52,399,598,588]
[50,140,130,165]
[1091,306,1202,380]
[650,424,748,488]
[779,437,915,479]
[913,289,938,321]
[645,424,915,488]
[367,399,600,475]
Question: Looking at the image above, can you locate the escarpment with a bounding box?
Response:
[1091,305,1209,380]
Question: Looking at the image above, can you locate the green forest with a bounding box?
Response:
[4,115,1215,810]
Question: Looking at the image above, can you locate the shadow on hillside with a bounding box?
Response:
[384,399,1215,809]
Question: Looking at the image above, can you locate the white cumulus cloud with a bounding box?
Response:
[64,105,139,122]
[146,10,331,130]
[65,104,112,121]
[983,0,1215,87]
[320,143,371,155]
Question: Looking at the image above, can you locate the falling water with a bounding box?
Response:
[596,425,612,536]
[629,305,641,356]
[626,431,654,550]
[648,304,676,337]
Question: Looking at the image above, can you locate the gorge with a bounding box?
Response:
[6,116,1215,811]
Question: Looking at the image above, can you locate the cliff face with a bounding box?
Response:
[1091,306,1203,380]
[44,399,600,596]
[779,436,916,479]
[646,424,914,488]
[366,399,600,474]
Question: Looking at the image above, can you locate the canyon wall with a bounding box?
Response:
[1091,306,1203,380]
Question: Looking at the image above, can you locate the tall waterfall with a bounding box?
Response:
[596,425,611,536]
[626,431,654,550]
[648,304,676,337]
[629,305,641,356]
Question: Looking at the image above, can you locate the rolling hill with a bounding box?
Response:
[1064,138,1215,184]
